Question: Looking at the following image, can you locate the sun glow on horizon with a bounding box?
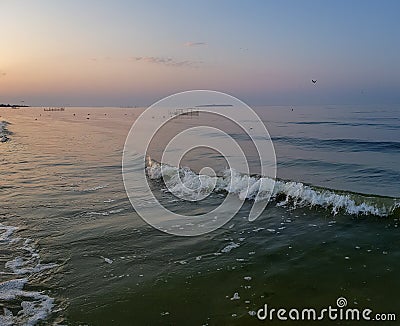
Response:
[1,0,399,106]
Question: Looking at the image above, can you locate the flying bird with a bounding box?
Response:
[311,79,317,84]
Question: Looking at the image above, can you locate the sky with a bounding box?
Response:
[1,0,399,107]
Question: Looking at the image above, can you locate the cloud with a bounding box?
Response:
[184,42,207,47]
[131,56,202,68]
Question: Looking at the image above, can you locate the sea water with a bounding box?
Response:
[0,105,399,325]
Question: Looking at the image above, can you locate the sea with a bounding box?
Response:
[0,104,399,325]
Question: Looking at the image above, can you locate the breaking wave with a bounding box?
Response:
[0,223,58,325]
[146,158,399,217]
[0,121,11,142]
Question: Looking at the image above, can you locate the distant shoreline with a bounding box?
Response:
[0,104,30,108]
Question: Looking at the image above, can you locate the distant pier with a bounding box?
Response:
[44,107,65,112]
[169,108,199,118]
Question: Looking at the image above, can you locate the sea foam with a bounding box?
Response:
[0,224,57,325]
[146,159,399,217]
[0,121,11,142]
[0,278,54,326]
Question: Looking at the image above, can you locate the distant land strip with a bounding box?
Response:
[0,104,30,108]
[195,104,233,107]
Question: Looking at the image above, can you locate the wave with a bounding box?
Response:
[0,121,11,142]
[0,278,54,326]
[81,184,108,192]
[145,158,399,217]
[0,223,57,325]
[286,120,400,130]
[272,136,400,153]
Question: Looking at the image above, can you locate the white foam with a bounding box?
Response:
[5,257,58,275]
[82,184,108,192]
[108,208,124,214]
[0,279,54,326]
[0,121,10,142]
[272,180,384,216]
[146,159,396,217]
[221,242,240,253]
[87,211,110,216]
[230,292,240,300]
[3,237,59,275]
[147,161,216,201]
[101,256,113,264]
[87,208,126,216]
[0,224,57,324]
[0,224,18,241]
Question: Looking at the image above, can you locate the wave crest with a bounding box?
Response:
[146,158,399,217]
